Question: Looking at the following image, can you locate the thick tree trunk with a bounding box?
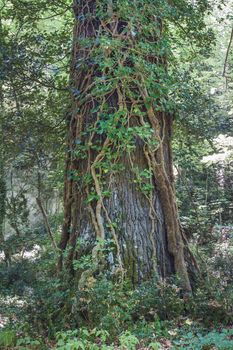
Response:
[59,0,193,292]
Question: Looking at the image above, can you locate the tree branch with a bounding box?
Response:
[223,27,233,77]
[36,197,58,251]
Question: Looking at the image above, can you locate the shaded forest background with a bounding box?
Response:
[0,0,233,349]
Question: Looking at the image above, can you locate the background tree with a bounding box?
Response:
[0,0,71,261]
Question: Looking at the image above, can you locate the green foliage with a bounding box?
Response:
[53,328,160,350]
[119,331,139,350]
[189,278,233,325]
[54,328,113,350]
[172,328,233,350]
[128,278,185,321]
[16,336,41,350]
[73,255,93,271]
[0,329,16,348]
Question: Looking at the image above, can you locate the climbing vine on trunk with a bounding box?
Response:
[59,0,211,292]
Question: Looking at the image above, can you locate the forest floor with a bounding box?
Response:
[0,231,232,350]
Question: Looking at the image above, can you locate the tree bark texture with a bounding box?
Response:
[59,0,193,292]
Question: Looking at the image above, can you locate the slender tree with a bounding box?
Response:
[0,17,6,254]
[59,0,210,291]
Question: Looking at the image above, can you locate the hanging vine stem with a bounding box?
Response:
[87,94,125,276]
[143,146,160,276]
[90,137,111,239]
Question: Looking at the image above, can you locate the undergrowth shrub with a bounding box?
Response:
[128,278,185,321]
[189,277,233,325]
[1,237,232,346]
[172,328,233,350]
[0,329,16,349]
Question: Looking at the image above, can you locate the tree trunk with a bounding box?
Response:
[0,17,7,263]
[59,0,193,292]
